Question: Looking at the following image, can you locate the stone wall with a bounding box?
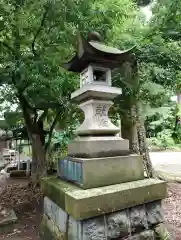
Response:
[40,197,171,240]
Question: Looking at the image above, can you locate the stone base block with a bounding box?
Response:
[57,155,144,189]
[41,197,164,240]
[0,208,18,234]
[41,177,167,220]
[68,136,129,158]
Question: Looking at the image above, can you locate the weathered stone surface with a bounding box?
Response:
[126,230,155,240]
[68,216,82,240]
[57,155,144,189]
[82,211,130,239]
[76,99,120,136]
[107,211,130,238]
[0,207,18,234]
[130,205,148,233]
[82,217,106,239]
[41,176,80,210]
[146,201,164,226]
[0,207,17,226]
[65,179,167,220]
[42,199,130,239]
[68,136,129,158]
[40,214,65,240]
[71,84,122,102]
[44,197,68,232]
[41,177,167,220]
[41,198,167,240]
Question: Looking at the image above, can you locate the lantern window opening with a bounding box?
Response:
[91,65,111,86]
[80,64,112,87]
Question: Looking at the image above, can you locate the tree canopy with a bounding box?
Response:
[1,0,181,180]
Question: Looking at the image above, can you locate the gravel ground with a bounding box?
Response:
[163,183,181,239]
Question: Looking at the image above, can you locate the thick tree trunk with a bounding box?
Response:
[121,108,139,154]
[19,98,47,184]
[121,104,153,178]
[120,59,154,178]
[31,133,47,184]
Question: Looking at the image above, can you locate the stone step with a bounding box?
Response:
[41,177,167,220]
[57,155,144,189]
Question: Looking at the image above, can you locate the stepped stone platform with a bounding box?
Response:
[41,177,166,220]
[40,178,167,239]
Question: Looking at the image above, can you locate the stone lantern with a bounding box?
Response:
[64,32,135,157]
[40,32,167,240]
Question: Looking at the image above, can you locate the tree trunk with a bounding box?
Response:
[121,107,139,154]
[31,133,46,184]
[121,115,132,144]
[130,105,140,154]
[121,104,154,178]
[136,105,153,178]
[19,97,47,184]
[120,58,154,178]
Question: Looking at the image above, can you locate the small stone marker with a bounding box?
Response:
[0,206,17,234]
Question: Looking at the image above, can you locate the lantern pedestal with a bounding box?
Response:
[57,155,144,189]
[40,178,166,240]
[76,99,120,136]
[68,136,129,158]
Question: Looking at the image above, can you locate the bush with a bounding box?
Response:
[148,129,181,151]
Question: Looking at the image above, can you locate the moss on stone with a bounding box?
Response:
[41,177,79,210]
[41,177,166,221]
[154,224,171,240]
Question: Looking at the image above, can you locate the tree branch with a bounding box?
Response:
[11,73,32,109]
[32,4,50,56]
[37,110,48,124]
[44,110,61,152]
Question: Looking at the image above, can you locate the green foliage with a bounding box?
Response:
[4,111,24,129]
[49,126,76,152]
[1,0,181,164]
[150,129,175,150]
[146,104,181,150]
[0,0,138,141]
[46,123,77,167]
[141,0,181,150]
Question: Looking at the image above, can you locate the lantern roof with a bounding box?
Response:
[63,31,135,73]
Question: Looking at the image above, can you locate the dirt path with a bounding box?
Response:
[0,179,42,240]
[0,201,42,240]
